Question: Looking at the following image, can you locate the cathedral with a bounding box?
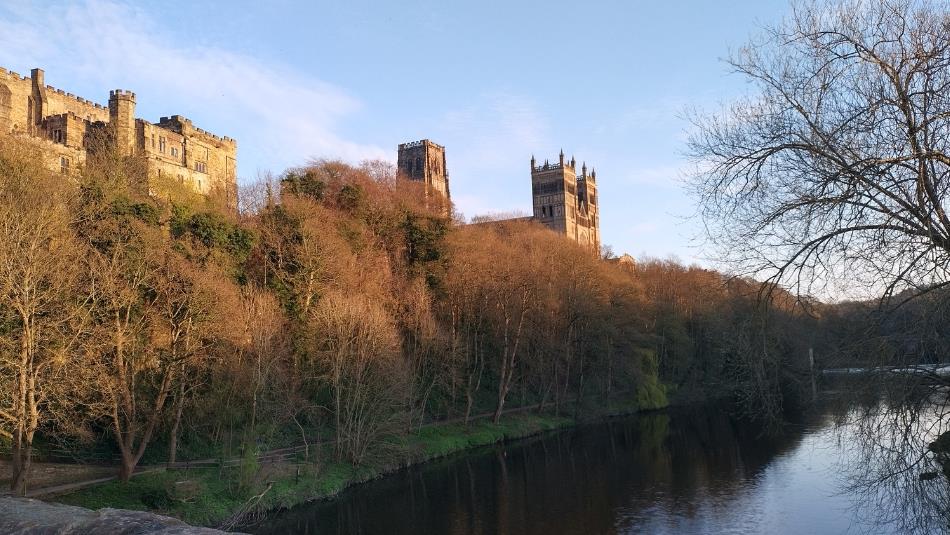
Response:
[397,140,601,254]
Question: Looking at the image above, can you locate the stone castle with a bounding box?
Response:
[0,67,236,206]
[398,140,601,254]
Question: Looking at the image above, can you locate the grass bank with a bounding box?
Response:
[54,391,667,528]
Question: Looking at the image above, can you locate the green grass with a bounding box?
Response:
[408,413,571,459]
[56,468,244,526]
[54,393,668,528]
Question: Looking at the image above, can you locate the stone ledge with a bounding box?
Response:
[0,496,245,534]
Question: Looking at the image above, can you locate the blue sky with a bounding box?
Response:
[0,0,790,263]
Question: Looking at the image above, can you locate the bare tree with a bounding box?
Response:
[688,0,950,530]
[0,137,85,494]
[310,290,406,464]
[688,0,950,302]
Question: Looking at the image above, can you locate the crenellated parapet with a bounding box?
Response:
[399,139,444,151]
[0,68,32,82]
[158,115,236,148]
[46,86,107,110]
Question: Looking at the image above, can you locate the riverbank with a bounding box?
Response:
[52,393,666,530]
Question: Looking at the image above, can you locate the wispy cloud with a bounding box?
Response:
[441,92,549,167]
[617,163,687,188]
[0,0,385,179]
[438,92,550,218]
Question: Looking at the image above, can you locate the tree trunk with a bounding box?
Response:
[464,390,474,427]
[10,440,31,495]
[168,379,186,466]
[119,453,136,483]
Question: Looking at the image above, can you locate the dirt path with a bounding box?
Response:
[0,461,115,497]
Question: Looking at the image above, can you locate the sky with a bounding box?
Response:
[0,0,792,264]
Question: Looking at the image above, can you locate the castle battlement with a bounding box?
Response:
[109,89,136,100]
[157,115,235,146]
[399,139,444,150]
[44,85,107,110]
[3,70,29,81]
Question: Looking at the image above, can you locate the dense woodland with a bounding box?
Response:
[0,134,820,495]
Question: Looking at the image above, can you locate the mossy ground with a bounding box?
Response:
[54,396,667,528]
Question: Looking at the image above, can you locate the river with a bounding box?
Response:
[252,397,938,534]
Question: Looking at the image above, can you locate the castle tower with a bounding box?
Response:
[397,139,450,213]
[109,89,136,156]
[531,152,600,254]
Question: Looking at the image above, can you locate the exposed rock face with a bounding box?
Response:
[0,496,245,534]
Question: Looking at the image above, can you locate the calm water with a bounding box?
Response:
[252,400,912,535]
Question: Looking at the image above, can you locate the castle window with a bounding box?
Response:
[171,147,179,158]
[159,136,166,153]
[415,157,423,177]
[151,135,155,148]
[60,157,69,174]
[198,179,203,190]
[195,161,207,173]
[53,129,64,143]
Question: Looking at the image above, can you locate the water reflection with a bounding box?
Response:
[254,402,909,535]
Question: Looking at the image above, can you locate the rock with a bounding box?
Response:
[0,496,246,534]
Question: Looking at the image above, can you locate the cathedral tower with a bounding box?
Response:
[531,150,600,254]
[397,139,450,213]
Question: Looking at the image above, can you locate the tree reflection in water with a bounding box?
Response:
[829,378,950,535]
[254,400,935,535]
